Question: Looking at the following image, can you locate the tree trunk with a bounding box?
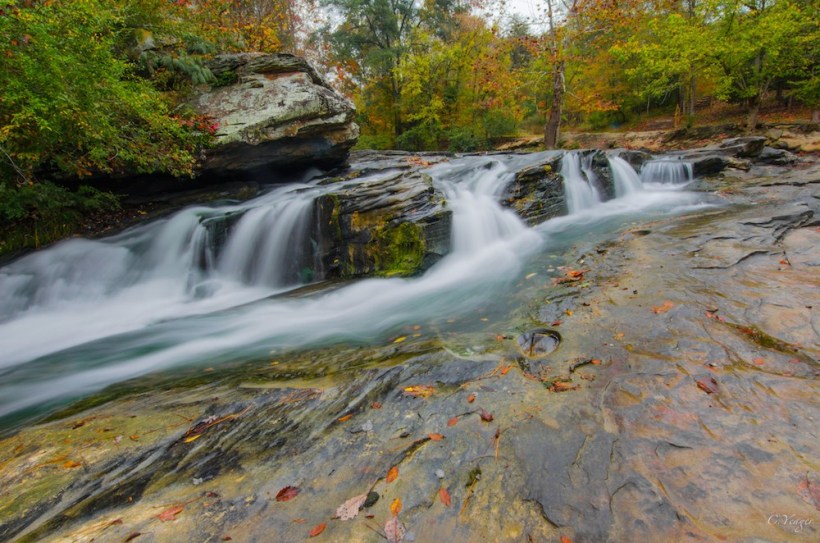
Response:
[746,94,760,132]
[812,109,819,123]
[545,60,564,148]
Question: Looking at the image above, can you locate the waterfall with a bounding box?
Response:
[434,159,531,254]
[640,159,693,185]
[561,152,602,213]
[608,156,644,197]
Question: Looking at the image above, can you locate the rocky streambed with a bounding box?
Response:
[0,146,818,543]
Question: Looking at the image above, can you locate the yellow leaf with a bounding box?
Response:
[391,497,402,516]
[393,336,407,343]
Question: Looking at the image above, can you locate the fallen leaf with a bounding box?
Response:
[129,435,140,441]
[479,408,494,422]
[752,357,765,365]
[467,393,475,403]
[391,497,402,516]
[500,365,511,376]
[652,301,675,314]
[222,537,233,541]
[525,272,537,279]
[439,487,451,507]
[561,535,573,543]
[550,381,579,392]
[157,504,184,522]
[386,466,398,483]
[565,309,573,316]
[335,493,367,520]
[696,377,718,394]
[63,460,82,469]
[447,417,458,427]
[551,320,562,326]
[393,336,407,344]
[384,516,406,543]
[371,402,382,409]
[183,434,201,443]
[292,518,307,524]
[309,523,326,537]
[125,533,142,542]
[337,414,353,423]
[403,385,435,398]
[275,486,300,502]
[428,433,444,441]
[613,332,625,340]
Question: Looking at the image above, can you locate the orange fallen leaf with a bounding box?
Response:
[386,465,398,483]
[591,359,601,365]
[129,435,140,441]
[391,498,402,516]
[561,535,573,543]
[157,504,184,522]
[403,385,435,398]
[439,487,451,507]
[652,301,675,314]
[275,486,300,502]
[752,357,765,365]
[696,377,718,394]
[337,414,353,422]
[500,365,510,376]
[467,393,475,403]
[63,460,82,469]
[428,433,444,441]
[447,417,458,427]
[565,309,574,316]
[309,523,326,537]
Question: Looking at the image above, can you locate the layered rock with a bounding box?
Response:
[193,52,359,179]
[314,171,452,278]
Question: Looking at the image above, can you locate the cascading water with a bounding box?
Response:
[0,151,708,428]
[640,159,693,185]
[608,156,644,197]
[561,152,602,213]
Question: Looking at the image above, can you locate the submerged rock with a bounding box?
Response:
[193,52,359,179]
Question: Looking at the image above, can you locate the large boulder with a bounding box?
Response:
[193,53,359,179]
[314,171,452,278]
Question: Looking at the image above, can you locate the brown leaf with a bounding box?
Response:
[384,516,406,543]
[439,487,451,507]
[467,393,475,403]
[275,486,300,502]
[222,537,233,541]
[550,320,562,326]
[479,408,493,422]
[309,523,326,537]
[391,497,402,516]
[403,385,435,398]
[386,465,398,483]
[696,377,718,394]
[428,433,444,441]
[652,301,675,314]
[125,533,142,542]
[550,381,579,392]
[63,460,82,469]
[157,504,184,522]
[337,414,353,422]
[335,494,367,521]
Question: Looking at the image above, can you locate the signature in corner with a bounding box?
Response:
[768,513,815,534]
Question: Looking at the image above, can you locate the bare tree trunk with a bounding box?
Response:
[746,94,760,132]
[811,109,819,123]
[545,60,564,148]
[543,0,563,149]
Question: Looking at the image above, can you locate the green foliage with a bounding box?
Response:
[0,0,214,182]
[0,181,120,255]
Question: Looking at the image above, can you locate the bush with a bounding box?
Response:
[444,127,483,152]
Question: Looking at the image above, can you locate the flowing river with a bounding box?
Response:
[0,152,708,430]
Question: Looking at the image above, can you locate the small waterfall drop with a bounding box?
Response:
[608,156,644,197]
[561,152,602,213]
[640,159,693,185]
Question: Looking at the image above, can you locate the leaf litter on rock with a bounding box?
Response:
[335,494,367,520]
[275,485,300,502]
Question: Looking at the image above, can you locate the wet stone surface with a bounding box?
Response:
[0,158,818,543]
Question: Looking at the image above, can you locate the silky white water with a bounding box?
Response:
[0,153,707,425]
[640,159,693,186]
[561,152,602,212]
